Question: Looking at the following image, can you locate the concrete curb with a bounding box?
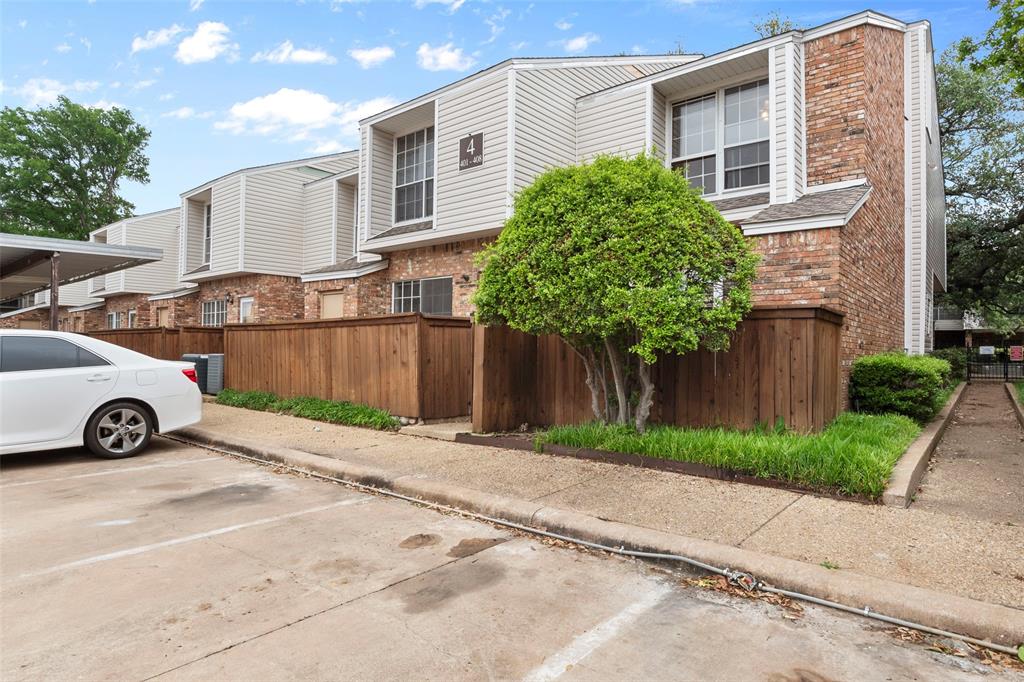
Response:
[172,425,1024,649]
[1006,382,1024,430]
[882,382,966,508]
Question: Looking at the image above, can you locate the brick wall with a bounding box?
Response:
[148,294,200,328]
[104,293,153,329]
[189,274,304,326]
[0,308,49,329]
[66,306,106,333]
[749,229,842,307]
[303,269,389,319]
[384,238,488,317]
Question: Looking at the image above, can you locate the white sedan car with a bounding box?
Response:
[0,330,202,458]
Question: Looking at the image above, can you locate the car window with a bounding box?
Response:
[0,336,110,372]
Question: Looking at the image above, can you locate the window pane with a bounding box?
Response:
[0,336,108,372]
[420,278,453,315]
[674,94,715,159]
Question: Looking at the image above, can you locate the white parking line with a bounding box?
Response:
[19,497,370,579]
[521,583,671,682]
[0,457,222,489]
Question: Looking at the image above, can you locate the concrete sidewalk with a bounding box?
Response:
[194,403,1023,613]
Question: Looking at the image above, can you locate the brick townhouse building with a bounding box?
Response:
[66,9,944,373]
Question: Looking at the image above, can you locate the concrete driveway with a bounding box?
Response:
[0,439,1013,681]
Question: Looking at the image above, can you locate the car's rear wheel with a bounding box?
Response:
[84,403,153,459]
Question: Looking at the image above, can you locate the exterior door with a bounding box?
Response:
[0,336,118,447]
[321,292,344,319]
[157,307,170,327]
[18,320,44,330]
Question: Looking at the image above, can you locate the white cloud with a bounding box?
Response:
[55,43,72,53]
[80,37,92,54]
[88,100,122,110]
[14,78,100,107]
[414,0,466,12]
[347,45,395,69]
[561,32,599,54]
[310,140,349,154]
[481,7,510,45]
[18,19,28,29]
[215,88,397,150]
[161,106,211,119]
[416,42,475,71]
[175,22,238,64]
[509,40,528,51]
[251,40,337,65]
[132,79,157,90]
[159,92,175,101]
[555,19,572,30]
[131,24,185,54]
[189,0,205,10]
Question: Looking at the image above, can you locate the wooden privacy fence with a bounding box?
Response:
[473,306,843,433]
[88,326,224,360]
[223,314,473,420]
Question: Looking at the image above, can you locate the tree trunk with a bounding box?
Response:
[634,357,656,433]
[568,342,606,423]
[604,337,630,425]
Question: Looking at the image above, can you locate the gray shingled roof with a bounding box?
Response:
[709,192,770,212]
[367,222,433,241]
[743,185,871,225]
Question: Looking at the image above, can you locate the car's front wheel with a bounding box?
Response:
[85,403,153,459]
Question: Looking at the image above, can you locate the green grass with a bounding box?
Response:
[1016,382,1024,403]
[535,412,922,499]
[216,389,400,431]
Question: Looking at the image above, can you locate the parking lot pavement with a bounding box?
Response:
[1,438,1016,681]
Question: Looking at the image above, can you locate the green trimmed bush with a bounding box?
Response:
[850,353,951,423]
[929,347,967,384]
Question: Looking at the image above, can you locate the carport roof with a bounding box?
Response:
[0,233,162,300]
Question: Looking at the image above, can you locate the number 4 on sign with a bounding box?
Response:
[466,137,475,155]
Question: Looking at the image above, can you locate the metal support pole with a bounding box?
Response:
[49,252,60,331]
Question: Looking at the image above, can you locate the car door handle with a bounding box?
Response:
[86,375,112,383]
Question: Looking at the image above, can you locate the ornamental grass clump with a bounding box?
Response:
[216,389,400,431]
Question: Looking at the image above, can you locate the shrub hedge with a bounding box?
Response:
[928,347,967,384]
[216,389,400,431]
[850,352,951,423]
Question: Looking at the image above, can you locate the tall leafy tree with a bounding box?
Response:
[958,0,1024,98]
[474,154,759,432]
[0,96,151,241]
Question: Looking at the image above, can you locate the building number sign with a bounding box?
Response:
[459,133,483,170]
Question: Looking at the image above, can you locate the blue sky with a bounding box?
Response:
[2,0,995,214]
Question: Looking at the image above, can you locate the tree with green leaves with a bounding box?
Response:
[1,96,151,241]
[753,11,796,38]
[936,49,1024,337]
[473,154,759,432]
[958,0,1024,98]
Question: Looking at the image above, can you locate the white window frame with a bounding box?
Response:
[238,296,255,324]
[201,299,227,327]
[127,310,137,328]
[202,202,212,265]
[106,312,121,329]
[393,126,435,227]
[670,77,771,198]
[391,276,453,315]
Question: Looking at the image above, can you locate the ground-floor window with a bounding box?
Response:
[201,299,228,327]
[106,312,121,329]
[320,291,345,319]
[391,276,453,315]
[238,296,255,324]
[127,310,137,328]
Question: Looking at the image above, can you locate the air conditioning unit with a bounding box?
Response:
[182,353,209,393]
[206,354,224,395]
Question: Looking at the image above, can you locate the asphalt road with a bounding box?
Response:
[0,437,1013,681]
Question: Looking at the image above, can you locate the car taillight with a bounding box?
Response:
[182,368,198,383]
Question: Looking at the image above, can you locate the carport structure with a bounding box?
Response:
[0,233,162,330]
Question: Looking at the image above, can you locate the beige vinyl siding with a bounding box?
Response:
[651,87,667,158]
[516,65,669,191]
[358,125,369,239]
[210,176,242,273]
[771,41,806,203]
[791,44,806,197]
[922,30,945,292]
[369,128,394,236]
[242,168,305,274]
[308,152,359,175]
[36,280,97,307]
[337,183,357,260]
[302,180,335,272]
[906,28,926,353]
[103,223,124,291]
[185,199,206,272]
[576,86,648,162]
[435,73,509,233]
[122,209,181,293]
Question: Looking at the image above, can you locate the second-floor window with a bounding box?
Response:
[395,127,435,223]
[202,202,212,264]
[671,78,770,195]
